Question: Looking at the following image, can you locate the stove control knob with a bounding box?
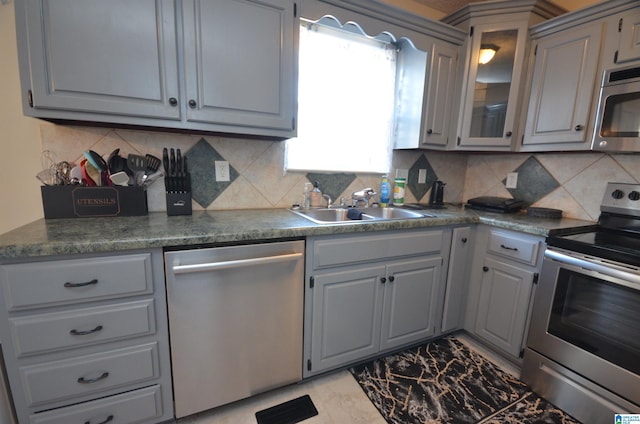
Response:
[612,189,625,199]
[629,191,640,201]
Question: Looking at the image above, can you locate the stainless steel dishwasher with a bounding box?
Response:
[164,240,304,418]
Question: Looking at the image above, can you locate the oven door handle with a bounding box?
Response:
[546,249,640,289]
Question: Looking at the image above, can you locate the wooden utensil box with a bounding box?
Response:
[41,186,148,219]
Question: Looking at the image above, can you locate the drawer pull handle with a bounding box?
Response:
[77,372,109,384]
[64,279,98,288]
[85,414,114,424]
[70,325,103,336]
[500,244,518,251]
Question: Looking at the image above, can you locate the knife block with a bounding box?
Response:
[165,174,192,216]
[166,192,192,216]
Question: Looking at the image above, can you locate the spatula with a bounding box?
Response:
[143,154,162,185]
[127,154,147,186]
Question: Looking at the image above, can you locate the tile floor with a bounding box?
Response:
[177,333,520,424]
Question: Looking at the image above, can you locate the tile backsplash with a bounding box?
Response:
[41,124,640,222]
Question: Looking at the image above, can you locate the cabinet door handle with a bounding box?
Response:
[500,244,519,251]
[70,325,103,336]
[461,237,468,243]
[426,129,433,135]
[575,124,583,131]
[85,415,113,424]
[380,277,387,284]
[169,97,178,106]
[188,99,197,108]
[64,279,98,288]
[388,276,395,282]
[482,266,489,272]
[505,131,512,137]
[77,372,109,384]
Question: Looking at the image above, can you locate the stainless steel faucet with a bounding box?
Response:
[351,188,377,207]
[322,193,333,208]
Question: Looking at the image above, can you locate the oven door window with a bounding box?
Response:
[600,92,640,137]
[549,269,640,375]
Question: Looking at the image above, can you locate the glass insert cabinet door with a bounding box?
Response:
[458,22,528,148]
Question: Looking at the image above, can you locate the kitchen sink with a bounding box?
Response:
[290,207,433,224]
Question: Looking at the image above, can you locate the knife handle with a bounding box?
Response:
[169,148,175,176]
[176,149,182,176]
[162,148,169,174]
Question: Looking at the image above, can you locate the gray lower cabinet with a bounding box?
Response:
[441,226,473,332]
[303,228,451,377]
[0,250,173,424]
[465,226,543,360]
[15,0,298,138]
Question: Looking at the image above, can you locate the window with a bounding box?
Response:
[285,18,398,174]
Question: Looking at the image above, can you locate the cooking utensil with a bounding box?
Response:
[80,159,97,187]
[69,165,84,185]
[143,154,161,185]
[84,160,102,186]
[110,171,130,186]
[127,154,147,185]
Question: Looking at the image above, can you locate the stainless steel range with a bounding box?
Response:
[522,182,640,423]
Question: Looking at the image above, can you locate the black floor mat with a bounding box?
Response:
[255,394,318,424]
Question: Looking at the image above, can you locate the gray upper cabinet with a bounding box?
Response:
[616,10,640,64]
[420,42,459,148]
[15,0,298,138]
[442,0,565,151]
[19,0,180,120]
[457,22,529,149]
[521,24,603,150]
[182,0,297,132]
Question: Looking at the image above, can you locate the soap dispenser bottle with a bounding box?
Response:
[310,181,323,207]
[380,175,390,207]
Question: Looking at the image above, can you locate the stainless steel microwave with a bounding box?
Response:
[592,65,640,152]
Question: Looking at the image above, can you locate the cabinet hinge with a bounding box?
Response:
[533,273,539,285]
[614,50,619,64]
[294,3,297,18]
[619,18,623,32]
[307,359,312,371]
[27,89,34,108]
[292,117,296,131]
[519,348,525,358]
[309,276,314,289]
[469,26,474,37]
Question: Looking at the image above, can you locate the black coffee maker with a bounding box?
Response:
[429,180,445,205]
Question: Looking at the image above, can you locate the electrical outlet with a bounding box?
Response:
[506,172,518,189]
[215,161,230,182]
[418,169,427,184]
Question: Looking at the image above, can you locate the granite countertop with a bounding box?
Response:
[0,206,596,260]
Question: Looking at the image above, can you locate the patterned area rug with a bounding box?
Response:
[350,337,581,424]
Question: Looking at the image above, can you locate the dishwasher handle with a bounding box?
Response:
[172,252,303,275]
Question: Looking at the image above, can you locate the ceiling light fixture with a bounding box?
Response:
[479,44,499,65]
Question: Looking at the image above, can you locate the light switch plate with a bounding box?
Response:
[506,172,518,189]
[215,161,230,182]
[418,169,427,184]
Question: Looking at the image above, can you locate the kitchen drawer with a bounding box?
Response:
[29,384,163,424]
[487,230,540,266]
[10,299,156,357]
[20,342,159,407]
[312,230,444,269]
[0,253,153,311]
